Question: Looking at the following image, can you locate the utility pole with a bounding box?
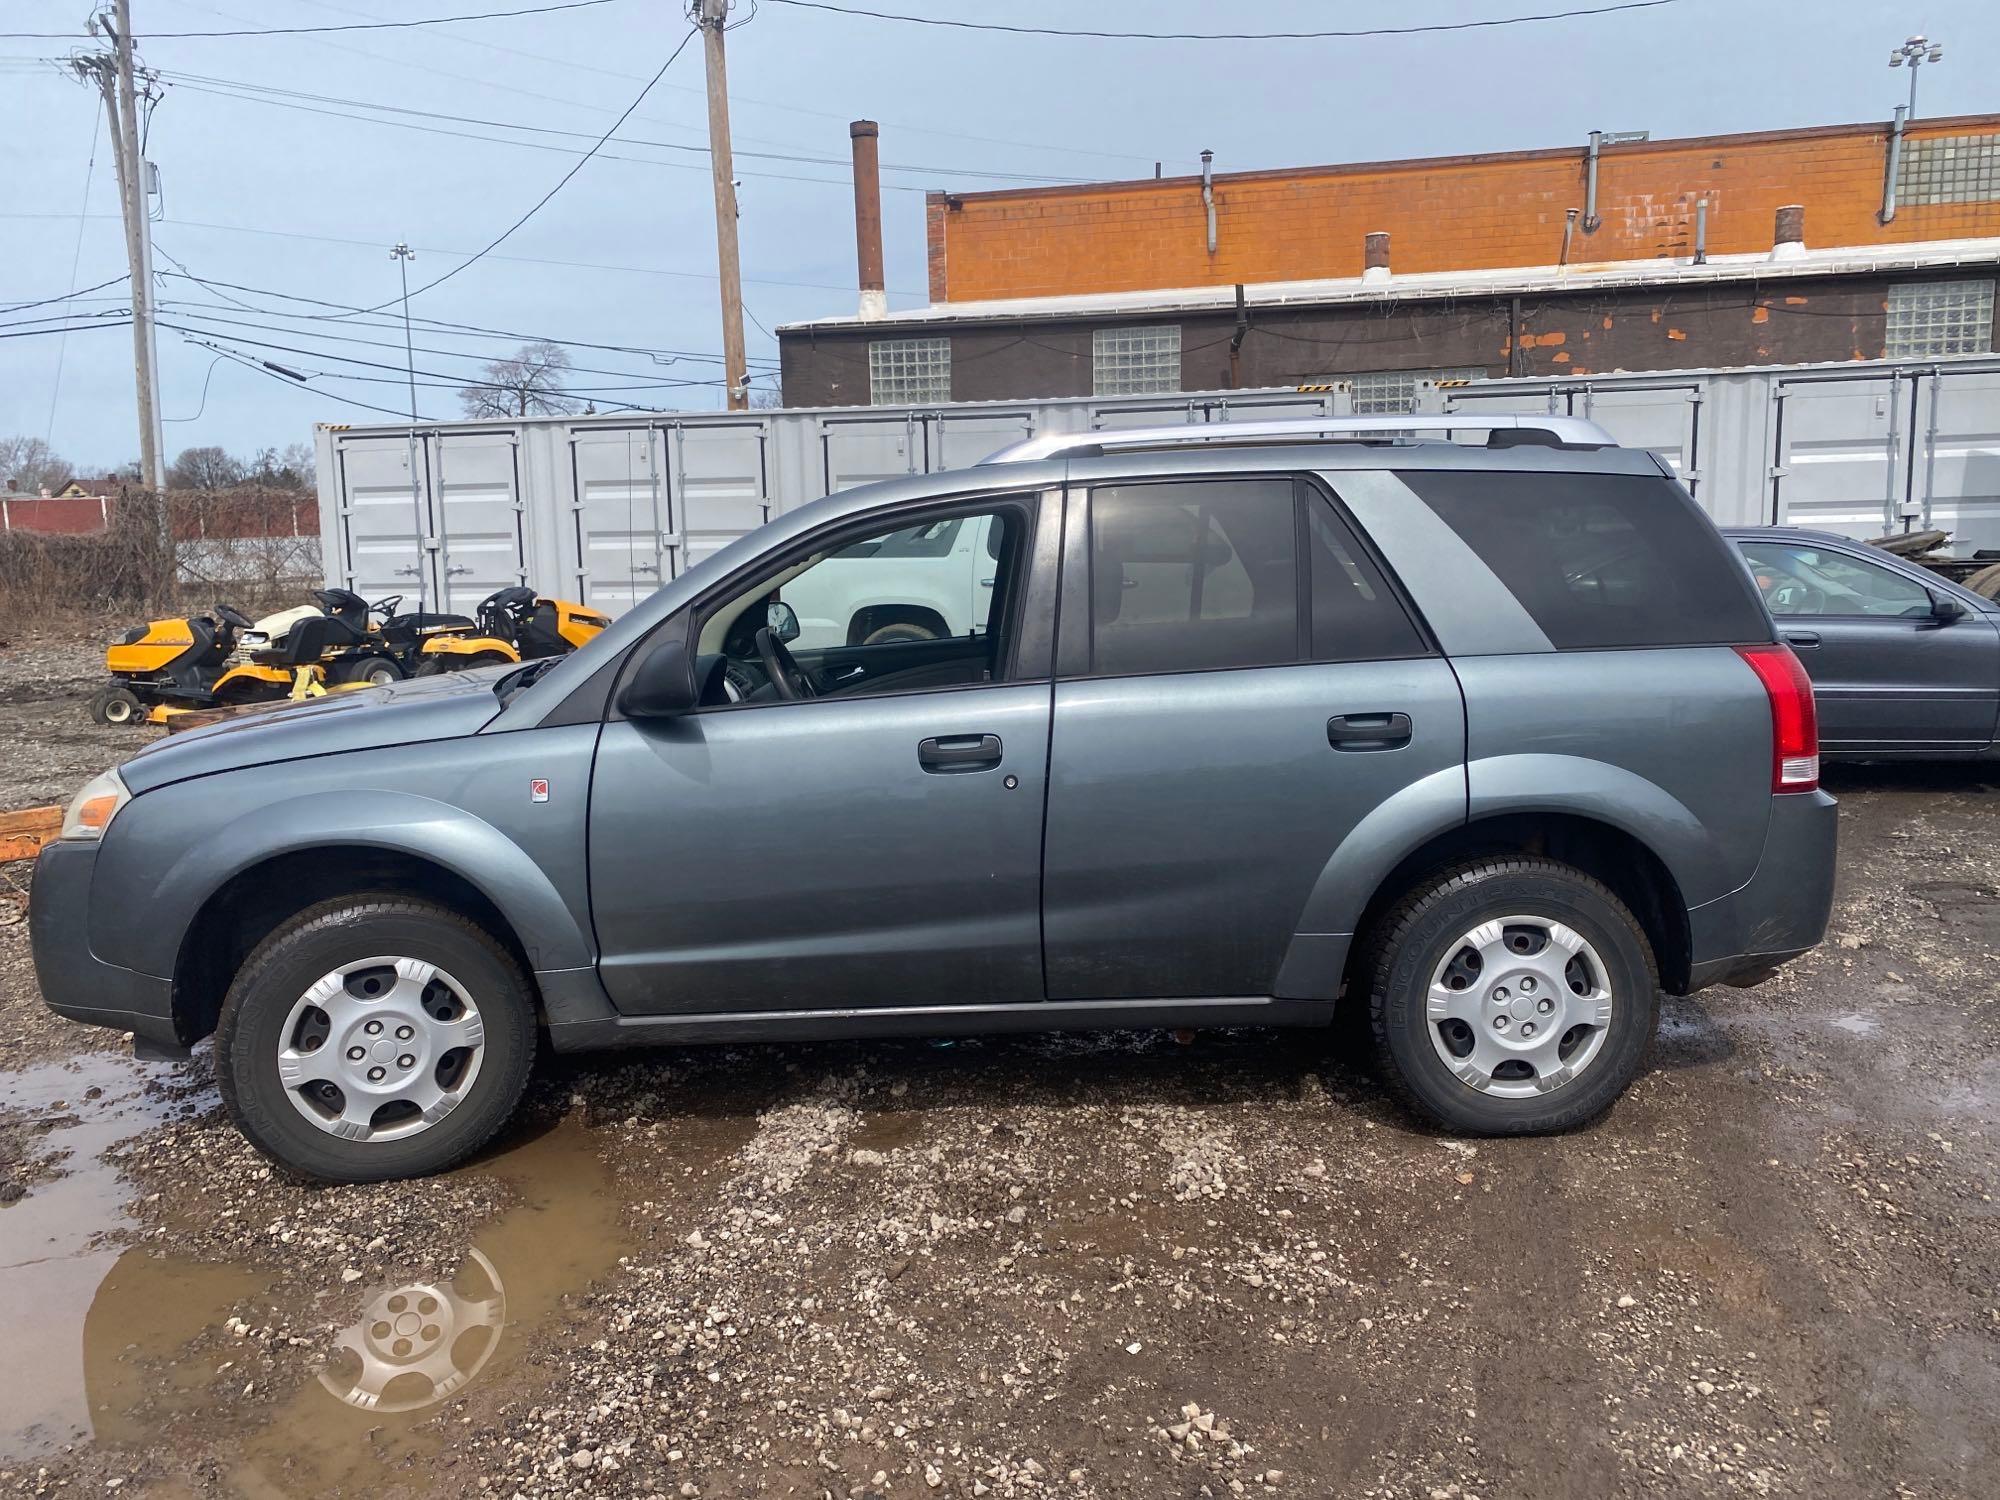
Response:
[97,0,166,498]
[696,0,748,410]
[390,242,428,614]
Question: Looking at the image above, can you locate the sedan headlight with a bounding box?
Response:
[61,767,130,841]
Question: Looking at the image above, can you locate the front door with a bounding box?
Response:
[1737,538,2000,753]
[587,493,1055,1015]
[1041,476,1465,999]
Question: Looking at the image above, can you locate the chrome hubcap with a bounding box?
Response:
[1425,916,1613,1098]
[277,956,485,1143]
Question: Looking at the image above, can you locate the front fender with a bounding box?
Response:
[91,785,595,980]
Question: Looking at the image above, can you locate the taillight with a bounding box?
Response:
[1734,643,1819,792]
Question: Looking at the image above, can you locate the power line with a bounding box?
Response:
[347,23,700,314]
[151,261,781,363]
[159,68,1088,183]
[257,0,1160,169]
[44,111,106,454]
[159,74,928,192]
[160,303,773,381]
[763,0,1683,41]
[0,318,134,341]
[2,272,128,316]
[1,0,620,41]
[0,212,903,299]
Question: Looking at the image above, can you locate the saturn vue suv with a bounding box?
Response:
[32,415,1837,1181]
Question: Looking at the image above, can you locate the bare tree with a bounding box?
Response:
[0,435,70,494]
[458,341,581,419]
[246,441,316,490]
[167,445,246,491]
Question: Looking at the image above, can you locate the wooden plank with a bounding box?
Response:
[0,804,62,862]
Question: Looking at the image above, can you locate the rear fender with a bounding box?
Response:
[1273,765,1467,998]
[1465,753,1742,907]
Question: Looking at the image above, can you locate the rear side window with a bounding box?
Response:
[1088,480,1296,675]
[1308,496,1427,661]
[1397,469,1768,649]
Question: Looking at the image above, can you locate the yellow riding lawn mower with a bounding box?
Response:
[93,590,427,725]
[93,602,265,724]
[412,586,609,675]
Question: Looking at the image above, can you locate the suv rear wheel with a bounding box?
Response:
[1365,858,1658,1134]
[215,896,536,1182]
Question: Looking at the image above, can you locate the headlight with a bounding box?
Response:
[61,767,130,841]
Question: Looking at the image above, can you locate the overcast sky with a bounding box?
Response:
[1,0,1993,474]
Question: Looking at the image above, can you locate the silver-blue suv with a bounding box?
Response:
[32,417,1837,1181]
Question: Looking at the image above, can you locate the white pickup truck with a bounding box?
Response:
[778,512,1002,649]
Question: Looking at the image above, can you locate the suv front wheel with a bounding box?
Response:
[1365,858,1659,1134]
[215,896,537,1182]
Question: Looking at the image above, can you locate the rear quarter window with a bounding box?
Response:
[1396,469,1769,649]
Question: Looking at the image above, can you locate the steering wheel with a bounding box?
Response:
[754,626,817,701]
[215,603,254,630]
[370,594,404,619]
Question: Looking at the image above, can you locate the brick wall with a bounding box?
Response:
[777,270,1980,408]
[927,117,2000,303]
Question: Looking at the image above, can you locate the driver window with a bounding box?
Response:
[696,503,1024,707]
[1739,542,1931,617]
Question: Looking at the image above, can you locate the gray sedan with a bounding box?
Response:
[1726,527,2000,759]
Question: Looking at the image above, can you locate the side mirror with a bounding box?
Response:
[619,638,699,718]
[766,600,801,643]
[1929,589,1967,623]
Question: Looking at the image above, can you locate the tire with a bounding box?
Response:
[215,896,537,1183]
[1364,857,1659,1136]
[1962,562,2000,601]
[1868,528,1949,558]
[331,655,405,688]
[861,621,939,646]
[89,684,144,726]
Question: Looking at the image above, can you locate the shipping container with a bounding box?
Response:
[316,354,2000,616]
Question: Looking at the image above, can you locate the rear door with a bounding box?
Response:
[1041,475,1464,1000]
[1735,537,2000,752]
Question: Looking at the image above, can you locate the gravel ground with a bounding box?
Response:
[0,636,1995,1499]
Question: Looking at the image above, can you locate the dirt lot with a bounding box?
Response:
[0,631,1995,1500]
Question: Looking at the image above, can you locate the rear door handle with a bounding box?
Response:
[1783,630,1821,649]
[918,733,1002,774]
[1328,711,1412,751]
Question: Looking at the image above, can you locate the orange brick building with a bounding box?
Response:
[779,115,2000,408]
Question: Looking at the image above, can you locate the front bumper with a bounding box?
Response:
[29,839,181,1049]
[1684,788,1839,990]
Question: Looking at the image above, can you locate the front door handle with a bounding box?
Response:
[1328,712,1412,751]
[918,733,1002,774]
[1783,630,1821,649]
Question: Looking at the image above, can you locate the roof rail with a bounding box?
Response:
[980,413,1617,464]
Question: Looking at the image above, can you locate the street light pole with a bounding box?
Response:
[390,242,427,613]
[1889,34,1945,119]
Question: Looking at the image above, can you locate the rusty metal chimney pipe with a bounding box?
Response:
[1362,231,1390,284]
[849,119,886,319]
[1772,203,1805,261]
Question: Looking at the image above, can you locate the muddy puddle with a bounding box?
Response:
[0,1056,638,1495]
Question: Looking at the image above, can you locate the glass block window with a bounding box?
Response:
[1885,280,1995,358]
[1092,325,1181,396]
[1896,134,2000,206]
[868,337,951,404]
[1332,368,1488,415]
